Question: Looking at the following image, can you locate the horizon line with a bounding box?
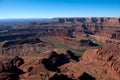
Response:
[0,16,120,20]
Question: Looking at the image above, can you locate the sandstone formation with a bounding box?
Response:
[0,56,24,80]
[0,38,53,56]
[0,44,119,80]
[60,44,120,80]
[0,17,120,45]
[56,17,120,24]
[0,17,120,80]
[96,44,120,78]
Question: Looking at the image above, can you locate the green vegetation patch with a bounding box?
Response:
[40,37,85,57]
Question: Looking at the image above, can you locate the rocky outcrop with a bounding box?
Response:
[0,38,53,56]
[0,17,120,43]
[0,56,24,80]
[0,56,24,72]
[9,56,24,67]
[80,39,98,47]
[42,51,79,71]
[17,51,80,80]
[57,17,120,24]
[0,17,120,80]
[0,29,73,42]
[111,33,120,40]
[0,44,118,80]
[42,51,70,71]
[2,38,42,47]
[96,44,120,78]
[59,44,120,80]
[104,18,120,24]
[55,18,120,41]
[81,44,120,80]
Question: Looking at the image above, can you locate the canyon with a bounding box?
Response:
[0,17,120,80]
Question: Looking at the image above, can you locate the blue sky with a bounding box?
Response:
[0,0,120,19]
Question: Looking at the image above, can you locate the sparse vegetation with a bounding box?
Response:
[40,37,85,57]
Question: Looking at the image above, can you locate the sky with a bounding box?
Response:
[0,0,120,19]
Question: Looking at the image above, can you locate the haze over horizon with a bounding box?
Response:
[0,0,120,19]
